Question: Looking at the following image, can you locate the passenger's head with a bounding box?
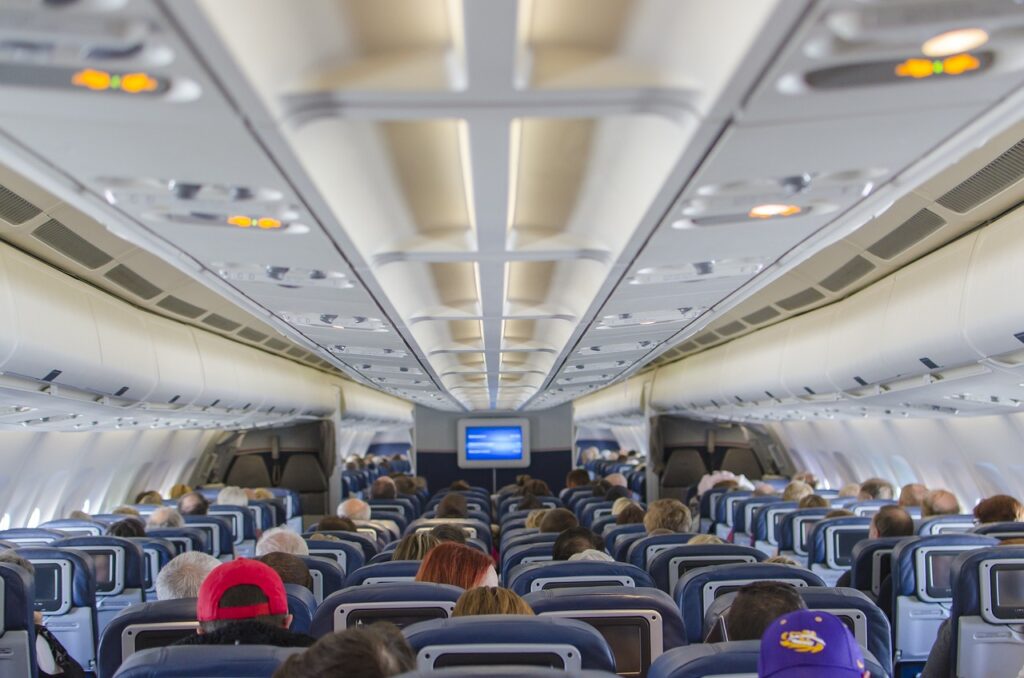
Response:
[415,542,496,589]
[792,472,819,489]
[522,479,552,497]
[825,509,855,519]
[68,509,92,521]
[724,581,807,641]
[394,476,417,496]
[309,533,341,543]
[248,488,274,501]
[449,480,471,491]
[899,483,928,508]
[317,516,357,532]
[643,499,692,533]
[216,486,249,507]
[753,483,777,497]
[688,534,725,545]
[611,497,634,516]
[974,494,1024,524]
[552,527,604,561]
[565,469,591,489]
[178,491,209,516]
[858,478,895,501]
[257,552,313,593]
[922,489,961,517]
[155,551,220,600]
[712,479,740,492]
[799,495,829,510]
[782,481,813,503]
[430,524,468,545]
[112,505,141,517]
[146,506,184,530]
[604,486,631,504]
[337,498,372,522]
[605,473,628,488]
[763,555,802,567]
[870,505,914,539]
[616,504,646,525]
[272,622,415,678]
[371,477,397,500]
[0,550,33,575]
[524,509,549,529]
[452,587,534,617]
[196,559,291,633]
[255,527,309,557]
[838,483,862,498]
[135,490,164,505]
[539,508,579,533]
[169,483,192,499]
[108,518,145,538]
[393,532,440,561]
[758,610,869,678]
[517,493,542,511]
[436,494,468,519]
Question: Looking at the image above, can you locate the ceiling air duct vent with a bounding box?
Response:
[33,218,113,269]
[867,208,945,259]
[0,184,42,225]
[742,306,781,325]
[694,332,719,346]
[777,287,825,311]
[104,264,161,300]
[238,327,268,343]
[717,321,746,336]
[936,138,1024,213]
[819,255,876,293]
[202,314,241,332]
[265,338,288,351]
[156,295,205,319]
[286,347,306,358]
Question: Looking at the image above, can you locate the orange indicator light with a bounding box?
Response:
[942,53,981,75]
[895,53,981,79]
[227,215,253,228]
[120,72,159,93]
[256,217,282,229]
[71,69,111,91]
[71,68,159,93]
[227,215,283,230]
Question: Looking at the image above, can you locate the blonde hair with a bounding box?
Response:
[782,481,813,502]
[112,505,140,517]
[452,587,534,617]
[394,532,440,561]
[643,499,692,533]
[251,488,274,501]
[611,497,634,516]
[764,555,802,567]
[687,534,724,545]
[169,483,192,499]
[524,509,549,529]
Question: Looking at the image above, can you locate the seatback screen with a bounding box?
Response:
[589,618,648,678]
[992,565,1024,620]
[434,652,564,669]
[133,628,197,651]
[833,531,866,567]
[91,551,115,593]
[926,552,957,599]
[33,563,61,612]
[348,607,448,629]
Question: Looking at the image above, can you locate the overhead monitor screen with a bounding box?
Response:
[457,419,531,469]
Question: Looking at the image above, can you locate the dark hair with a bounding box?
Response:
[565,469,590,489]
[616,504,646,525]
[430,524,468,545]
[257,552,313,592]
[724,581,807,641]
[178,492,210,516]
[539,508,579,534]
[394,476,417,496]
[553,527,604,561]
[872,505,914,538]
[591,480,612,499]
[517,493,543,511]
[522,479,551,498]
[273,622,414,678]
[371,478,397,500]
[449,480,471,491]
[799,495,829,509]
[107,518,146,538]
[436,494,469,519]
[604,486,631,503]
[201,584,288,633]
[318,516,357,532]
[859,478,895,500]
[974,494,1024,524]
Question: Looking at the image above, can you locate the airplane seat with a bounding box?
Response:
[525,586,687,677]
[806,516,871,586]
[144,527,209,556]
[674,563,825,644]
[51,535,146,633]
[268,488,302,532]
[607,525,648,561]
[369,498,419,521]
[696,488,728,534]
[499,527,538,551]
[406,519,492,551]
[402,615,617,672]
[224,454,272,491]
[283,583,316,634]
[718,448,762,480]
[112,645,303,678]
[398,668,619,678]
[422,509,489,526]
[501,509,536,528]
[0,562,37,678]
[647,640,889,678]
[345,560,422,587]
[0,539,14,550]
[428,492,490,517]
[580,502,616,530]
[296,555,345,605]
[499,496,562,519]
[659,448,707,503]
[625,534,697,570]
[208,505,257,558]
[973,521,1024,539]
[890,533,997,671]
[302,538,365,576]
[561,487,595,505]
[246,500,276,531]
[916,514,974,536]
[949,545,1024,677]
[278,454,328,518]
[590,515,619,536]
[40,519,106,537]
[776,508,829,561]
[731,496,781,547]
[751,500,797,556]
[501,543,555,583]
[17,546,98,673]
[848,500,897,518]
[304,530,377,562]
[0,528,67,546]
[849,536,905,601]
[647,544,766,596]
[371,509,409,534]
[309,581,462,637]
[713,491,751,541]
[502,531,559,553]
[181,515,234,561]
[569,492,599,513]
[506,560,654,596]
[97,597,198,678]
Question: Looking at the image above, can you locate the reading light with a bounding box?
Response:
[922,28,988,58]
[748,204,801,219]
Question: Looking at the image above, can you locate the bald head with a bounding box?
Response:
[923,489,961,517]
[899,483,928,508]
[147,506,184,529]
[337,498,371,522]
[605,473,627,488]
[370,476,397,500]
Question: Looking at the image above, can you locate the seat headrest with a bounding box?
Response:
[777,508,829,552]
[310,581,463,637]
[15,546,96,608]
[0,562,34,631]
[145,527,210,555]
[647,544,766,595]
[96,598,197,677]
[304,539,365,574]
[39,519,106,536]
[951,545,1024,618]
[209,505,257,540]
[807,516,871,567]
[849,536,905,592]
[751,501,797,542]
[916,514,975,536]
[734,496,782,533]
[52,535,146,590]
[501,543,555,582]
[181,515,234,556]
[625,534,697,569]
[399,668,618,678]
[0,528,67,545]
[715,492,751,525]
[403,614,616,672]
[647,640,889,678]
[306,531,378,562]
[284,583,316,633]
[848,500,896,516]
[891,534,997,597]
[507,560,654,596]
[345,560,422,587]
[798,587,893,677]
[524,586,687,650]
[113,644,304,677]
[973,521,1024,538]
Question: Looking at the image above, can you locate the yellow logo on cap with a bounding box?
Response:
[780,630,826,654]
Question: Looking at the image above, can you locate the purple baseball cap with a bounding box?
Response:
[758,610,868,678]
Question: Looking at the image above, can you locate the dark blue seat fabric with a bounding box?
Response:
[53,535,146,591]
[501,543,555,583]
[372,510,409,533]
[777,508,829,553]
[647,544,765,596]
[0,562,36,678]
[423,509,490,526]
[145,528,209,555]
[269,488,302,522]
[0,528,67,545]
[125,536,176,592]
[891,534,998,602]
[561,487,594,504]
[973,521,1024,539]
[647,640,888,678]
[209,505,257,543]
[807,516,871,569]
[405,519,492,551]
[305,531,378,562]
[798,587,892,677]
[403,615,616,672]
[97,598,197,678]
[303,538,365,576]
[507,560,654,596]
[298,555,346,604]
[502,531,559,553]
[579,502,614,529]
[499,526,538,550]
[112,645,304,677]
[626,534,697,569]
[675,563,825,643]
[500,496,561,519]
[369,498,419,520]
[345,560,422,587]
[607,525,648,561]
[247,500,277,531]
[181,515,234,558]
[697,489,728,525]
[310,581,463,637]
[848,500,896,517]
[715,492,752,530]
[751,500,797,544]
[732,496,781,537]
[284,583,316,634]
[399,668,618,678]
[849,536,905,595]
[590,515,619,536]
[40,519,106,537]
[916,514,974,536]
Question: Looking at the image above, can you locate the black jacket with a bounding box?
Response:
[173,620,315,648]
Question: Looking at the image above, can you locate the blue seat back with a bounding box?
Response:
[145,527,209,556]
[284,583,316,634]
[97,597,197,678]
[807,516,871,582]
[181,515,234,559]
[369,498,418,520]
[501,543,555,583]
[502,532,559,553]
[507,560,654,596]
[52,536,146,634]
[305,530,378,562]
[0,528,67,546]
[309,581,462,637]
[345,560,422,587]
[0,563,36,678]
[751,500,797,545]
[372,509,409,533]
[625,534,696,569]
[848,500,896,518]
[777,508,828,554]
[605,524,647,559]
[647,640,888,678]
[647,544,765,595]
[303,538,365,576]
[40,519,106,537]
[297,555,346,605]
[113,645,304,677]
[849,536,905,597]
[407,519,492,550]
[716,492,752,530]
[732,496,781,538]
[916,514,974,536]
[973,521,1024,539]
[580,502,615,529]
[124,537,175,595]
[208,505,257,554]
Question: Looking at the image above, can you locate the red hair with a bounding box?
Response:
[415,542,493,589]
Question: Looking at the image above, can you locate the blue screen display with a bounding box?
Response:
[465,426,524,460]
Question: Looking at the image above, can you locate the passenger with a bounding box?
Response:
[611,497,634,516]
[449,480,471,491]
[156,551,221,600]
[579,446,601,465]
[394,476,417,496]
[108,518,145,538]
[146,506,184,529]
[517,493,543,511]
[724,581,807,642]
[169,483,192,499]
[648,528,676,537]
[308,534,341,543]
[435,493,469,519]
[178,491,210,516]
[565,468,591,489]
[216,486,249,506]
[869,505,914,539]
[522,478,552,497]
[413,477,428,494]
[604,486,632,503]
[393,531,440,561]
[257,552,313,593]
[272,622,415,678]
[712,479,740,492]
[111,505,141,517]
[643,498,692,533]
[697,470,738,496]
[539,508,579,533]
[247,487,274,501]
[753,483,777,497]
[759,610,870,677]
[605,473,628,488]
[415,542,497,589]
[782,481,813,502]
[974,494,1024,524]
[452,587,534,617]
[858,478,895,501]
[67,509,92,521]
[799,495,829,509]
[524,509,548,529]
[337,498,372,521]
[552,527,604,561]
[0,551,86,678]
[430,524,468,545]
[616,503,646,525]
[135,490,163,505]
[688,534,725,545]
[921,489,961,517]
[370,477,397,500]
[899,483,928,508]
[175,559,314,648]
[838,483,862,498]
[792,472,819,489]
[317,515,358,532]
[569,549,615,562]
[825,509,855,519]
[763,555,802,567]
[256,527,310,557]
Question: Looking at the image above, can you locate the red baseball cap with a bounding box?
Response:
[196,558,288,622]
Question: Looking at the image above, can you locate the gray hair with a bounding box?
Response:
[216,486,249,507]
[255,527,309,557]
[337,498,371,522]
[146,507,184,529]
[155,551,220,600]
[0,550,35,575]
